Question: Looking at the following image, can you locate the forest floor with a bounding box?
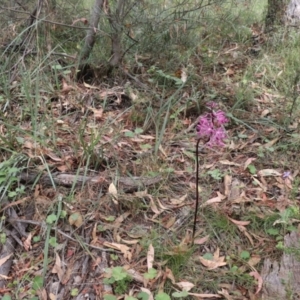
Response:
[1,2,300,300]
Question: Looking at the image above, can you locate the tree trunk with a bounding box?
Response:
[107,0,127,69]
[80,0,104,62]
[265,0,287,30]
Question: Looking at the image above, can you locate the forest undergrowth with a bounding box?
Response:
[1,1,300,299]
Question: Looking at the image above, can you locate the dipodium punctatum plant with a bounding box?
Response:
[192,102,229,243]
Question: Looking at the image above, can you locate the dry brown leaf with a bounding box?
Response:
[170,194,188,205]
[201,192,225,207]
[219,160,240,166]
[176,281,194,291]
[72,18,88,25]
[88,107,103,120]
[147,244,154,270]
[49,293,56,300]
[199,248,227,270]
[103,242,132,261]
[249,271,263,295]
[248,255,261,267]
[162,216,176,229]
[68,212,83,228]
[0,254,12,267]
[224,175,232,197]
[37,288,47,300]
[61,79,74,94]
[224,67,235,76]
[134,189,148,197]
[194,235,210,245]
[263,137,279,148]
[148,196,161,215]
[218,288,233,300]
[258,169,281,177]
[120,238,140,245]
[52,253,64,282]
[244,157,256,170]
[23,232,32,251]
[188,292,221,298]
[108,182,118,204]
[238,225,254,246]
[228,217,250,226]
[83,82,99,89]
[165,267,176,284]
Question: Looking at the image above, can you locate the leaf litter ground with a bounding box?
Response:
[1,39,300,300]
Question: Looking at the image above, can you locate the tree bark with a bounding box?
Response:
[265,0,286,30]
[80,0,104,62]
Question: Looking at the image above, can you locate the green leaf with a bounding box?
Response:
[8,191,17,198]
[46,214,57,225]
[112,266,128,281]
[125,296,138,300]
[124,131,135,137]
[172,290,189,298]
[32,275,43,290]
[267,228,279,236]
[49,236,57,247]
[144,268,157,279]
[155,293,171,300]
[33,236,41,243]
[105,216,115,222]
[240,250,250,260]
[104,295,118,300]
[2,294,12,300]
[202,253,213,260]
[70,288,79,296]
[138,291,150,300]
[135,128,143,134]
[247,164,256,174]
[0,233,6,244]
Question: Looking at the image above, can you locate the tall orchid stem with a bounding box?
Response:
[192,138,201,244]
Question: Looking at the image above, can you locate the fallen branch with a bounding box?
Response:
[19,172,162,191]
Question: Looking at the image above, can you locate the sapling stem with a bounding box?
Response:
[192,138,201,244]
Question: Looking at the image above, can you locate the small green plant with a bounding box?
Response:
[247,164,257,175]
[207,169,224,180]
[104,267,132,295]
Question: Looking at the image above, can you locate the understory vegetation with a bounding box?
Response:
[1,0,300,299]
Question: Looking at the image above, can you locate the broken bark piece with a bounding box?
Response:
[19,172,162,191]
[261,231,300,299]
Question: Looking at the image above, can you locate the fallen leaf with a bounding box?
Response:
[218,288,233,300]
[219,160,240,166]
[0,254,12,267]
[176,281,194,291]
[188,292,221,298]
[199,248,227,270]
[68,212,83,228]
[228,217,250,226]
[244,158,256,170]
[201,192,225,207]
[61,79,74,94]
[52,253,64,282]
[258,169,281,177]
[108,182,118,204]
[165,267,176,284]
[249,271,263,295]
[162,216,176,229]
[147,244,154,270]
[103,242,132,261]
[194,235,210,245]
[140,287,154,300]
[23,232,32,251]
